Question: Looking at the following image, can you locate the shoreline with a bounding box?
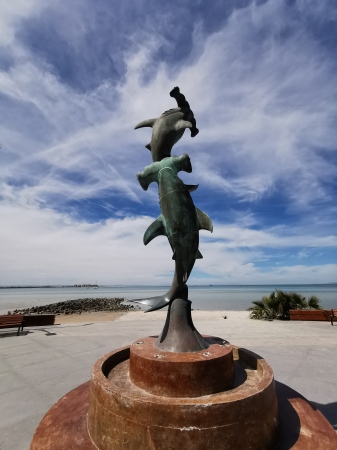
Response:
[1,285,336,313]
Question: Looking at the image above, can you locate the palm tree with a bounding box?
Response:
[248,289,322,320]
[307,295,321,309]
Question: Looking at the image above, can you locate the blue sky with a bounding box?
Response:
[0,0,336,285]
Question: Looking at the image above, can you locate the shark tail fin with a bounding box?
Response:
[196,207,213,232]
[135,118,156,129]
[128,295,170,312]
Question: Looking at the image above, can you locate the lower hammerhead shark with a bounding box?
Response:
[132,154,213,312]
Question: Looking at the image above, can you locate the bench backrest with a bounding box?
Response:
[289,310,331,321]
[0,314,24,324]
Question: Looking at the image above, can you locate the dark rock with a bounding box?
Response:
[9,297,140,315]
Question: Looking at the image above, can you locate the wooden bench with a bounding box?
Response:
[0,314,56,336]
[289,309,331,322]
[331,309,337,326]
[0,315,24,336]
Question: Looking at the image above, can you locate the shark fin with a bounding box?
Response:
[146,298,171,312]
[184,184,199,192]
[196,249,203,259]
[145,143,152,151]
[172,251,176,260]
[128,295,170,312]
[135,118,156,129]
[175,120,192,131]
[196,207,213,232]
[144,216,166,245]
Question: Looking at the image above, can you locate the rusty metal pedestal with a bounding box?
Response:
[30,337,337,450]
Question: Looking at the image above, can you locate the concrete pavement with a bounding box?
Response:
[0,311,336,450]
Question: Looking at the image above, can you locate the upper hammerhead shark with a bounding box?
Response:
[134,108,192,162]
[134,87,199,162]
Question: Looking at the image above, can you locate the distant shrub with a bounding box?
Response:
[248,289,321,320]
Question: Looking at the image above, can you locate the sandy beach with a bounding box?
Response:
[55,311,127,324]
[54,309,250,324]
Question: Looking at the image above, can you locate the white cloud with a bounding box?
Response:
[206,223,337,249]
[2,0,336,208]
[0,202,172,285]
[0,0,336,286]
[0,0,46,46]
[0,203,335,286]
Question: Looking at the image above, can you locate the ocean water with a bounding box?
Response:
[0,284,336,314]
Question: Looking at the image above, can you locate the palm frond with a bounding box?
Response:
[307,295,321,310]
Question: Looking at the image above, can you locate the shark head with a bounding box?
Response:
[136,154,192,191]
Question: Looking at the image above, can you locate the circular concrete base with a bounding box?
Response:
[129,336,235,397]
[30,344,337,450]
[88,340,278,449]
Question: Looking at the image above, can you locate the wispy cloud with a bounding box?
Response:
[0,0,336,285]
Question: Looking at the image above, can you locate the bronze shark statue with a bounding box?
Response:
[134,108,192,162]
[132,154,213,312]
[134,85,199,162]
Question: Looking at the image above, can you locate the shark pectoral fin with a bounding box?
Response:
[184,184,199,192]
[134,118,156,129]
[175,120,192,131]
[196,207,213,232]
[144,216,166,245]
[145,143,152,151]
[172,251,176,260]
[196,249,203,259]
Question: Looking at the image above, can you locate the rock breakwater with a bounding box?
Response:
[10,297,139,315]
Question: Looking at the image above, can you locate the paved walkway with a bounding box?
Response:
[0,311,336,449]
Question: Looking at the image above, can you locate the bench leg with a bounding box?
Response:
[17,325,20,336]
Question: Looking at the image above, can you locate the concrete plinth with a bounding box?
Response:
[129,336,234,397]
[87,338,278,450]
[30,339,337,450]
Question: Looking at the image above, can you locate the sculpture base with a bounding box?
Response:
[129,336,235,397]
[30,340,337,450]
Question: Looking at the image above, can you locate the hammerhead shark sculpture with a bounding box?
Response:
[134,154,213,312]
[134,108,192,162]
[134,86,199,163]
[132,87,212,322]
